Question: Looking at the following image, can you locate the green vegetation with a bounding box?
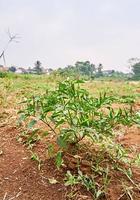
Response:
[0,73,140,199]
[56,61,123,80]
[57,61,96,79]
[131,62,140,80]
[19,79,138,146]
[16,78,140,199]
[128,57,140,80]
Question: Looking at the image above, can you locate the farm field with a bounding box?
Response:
[0,74,140,200]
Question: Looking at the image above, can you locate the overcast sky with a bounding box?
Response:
[0,0,140,71]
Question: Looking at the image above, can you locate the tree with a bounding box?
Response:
[128,58,140,68]
[129,58,140,80]
[131,63,140,80]
[75,61,96,77]
[96,63,103,77]
[34,60,43,74]
[9,66,16,72]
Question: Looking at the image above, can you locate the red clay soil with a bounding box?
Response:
[0,126,68,200]
[120,126,140,151]
[0,126,93,200]
[0,125,140,200]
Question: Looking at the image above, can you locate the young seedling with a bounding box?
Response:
[30,151,42,170]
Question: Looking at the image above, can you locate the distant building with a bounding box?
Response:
[0,65,4,71]
[26,68,36,74]
[9,66,54,75]
[0,65,8,72]
[15,67,27,74]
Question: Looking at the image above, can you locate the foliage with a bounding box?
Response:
[0,72,8,78]
[57,61,96,78]
[96,63,103,78]
[65,170,107,199]
[1,74,139,199]
[131,62,140,80]
[0,72,17,79]
[19,79,138,148]
[33,60,43,74]
[56,61,129,80]
[9,66,17,72]
[129,58,140,80]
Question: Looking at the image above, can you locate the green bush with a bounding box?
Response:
[0,72,8,78]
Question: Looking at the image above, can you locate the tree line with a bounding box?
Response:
[56,60,140,80]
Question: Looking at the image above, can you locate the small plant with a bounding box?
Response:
[17,129,40,149]
[133,154,140,166]
[19,79,137,149]
[120,183,134,200]
[30,151,42,170]
[65,171,79,186]
[65,170,106,199]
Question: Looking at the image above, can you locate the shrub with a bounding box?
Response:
[0,72,8,78]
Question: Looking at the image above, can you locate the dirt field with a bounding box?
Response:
[0,124,139,200]
[0,76,140,200]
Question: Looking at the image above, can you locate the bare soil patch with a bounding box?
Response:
[120,126,140,151]
[0,126,68,200]
[0,124,140,200]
